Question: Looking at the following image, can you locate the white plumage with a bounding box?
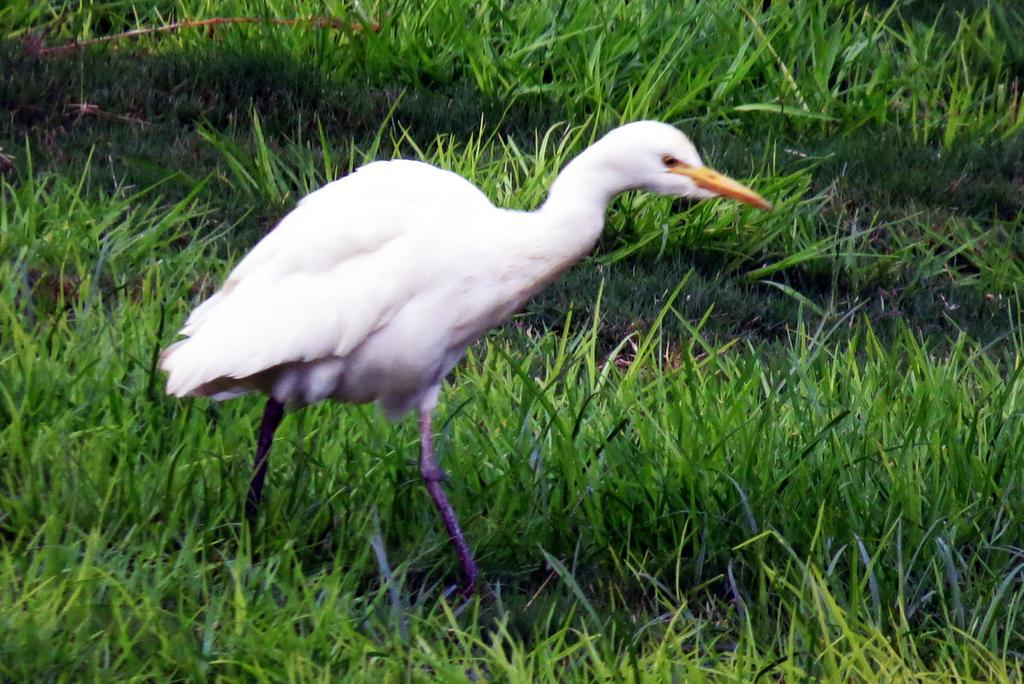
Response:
[162,121,770,591]
[163,160,497,415]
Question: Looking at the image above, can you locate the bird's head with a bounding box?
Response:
[595,121,771,210]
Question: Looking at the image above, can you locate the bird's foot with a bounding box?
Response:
[441,582,481,617]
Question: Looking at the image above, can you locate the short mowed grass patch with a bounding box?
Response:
[2,0,1023,680]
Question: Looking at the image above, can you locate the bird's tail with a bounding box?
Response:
[160,339,200,397]
[161,337,252,400]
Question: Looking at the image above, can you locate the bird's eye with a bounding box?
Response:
[661,155,680,168]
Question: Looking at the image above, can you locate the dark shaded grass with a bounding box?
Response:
[3,47,1021,352]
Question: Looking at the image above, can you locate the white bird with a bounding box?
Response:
[162,121,771,593]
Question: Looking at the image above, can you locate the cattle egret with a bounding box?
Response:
[162,121,771,593]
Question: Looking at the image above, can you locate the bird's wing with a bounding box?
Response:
[163,160,494,396]
[181,161,491,334]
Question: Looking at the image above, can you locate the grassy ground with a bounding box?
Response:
[2,0,1023,680]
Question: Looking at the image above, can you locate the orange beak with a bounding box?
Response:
[669,164,772,210]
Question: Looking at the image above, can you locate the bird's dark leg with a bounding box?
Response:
[246,397,285,522]
[419,409,478,594]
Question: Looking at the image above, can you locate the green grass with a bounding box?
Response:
[2,0,1024,680]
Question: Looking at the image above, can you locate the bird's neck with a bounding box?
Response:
[486,145,626,314]
[533,144,624,261]
[463,144,631,336]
